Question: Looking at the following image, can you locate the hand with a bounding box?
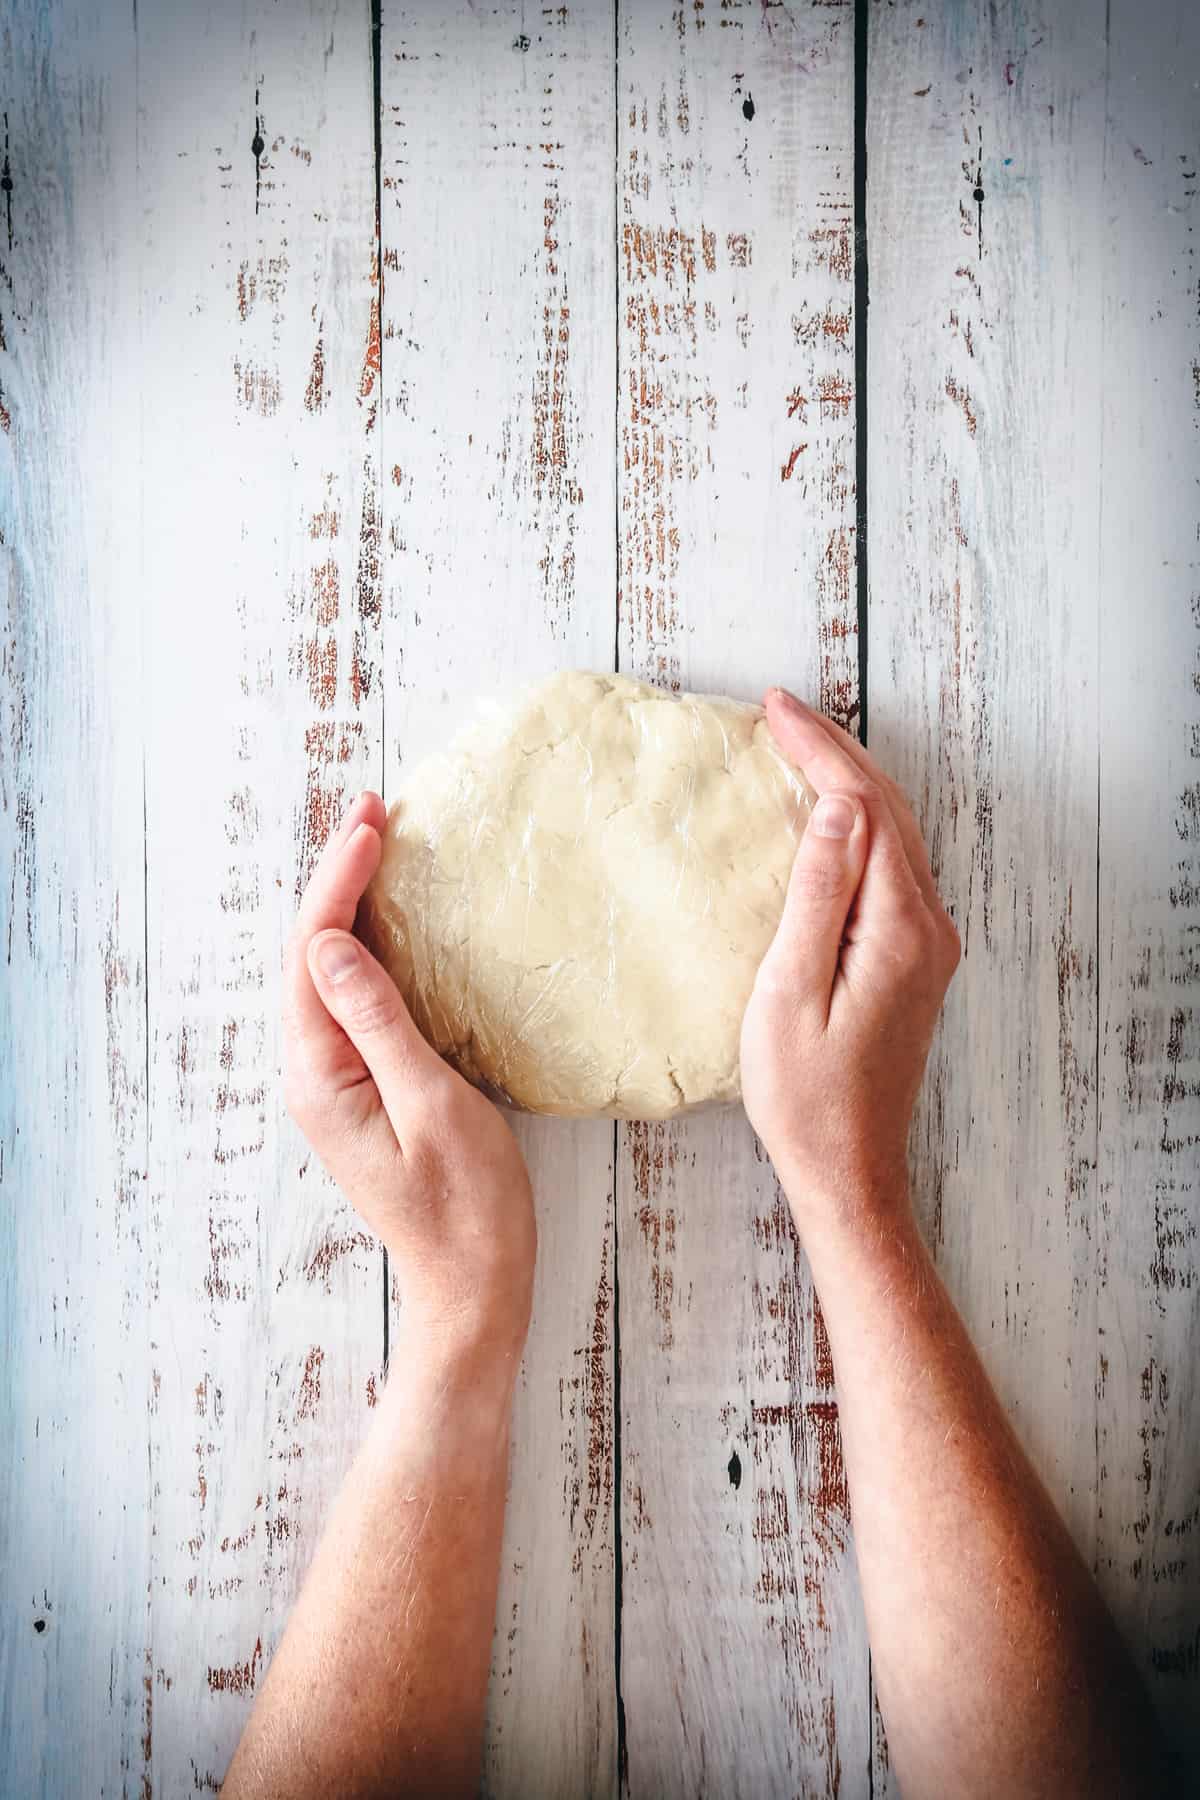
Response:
[740,691,960,1237]
[282,792,536,1360]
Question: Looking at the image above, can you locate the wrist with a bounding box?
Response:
[791,1192,932,1315]
[372,1326,523,1475]
[388,1308,527,1401]
[384,1249,534,1367]
[771,1147,914,1239]
[769,1150,930,1299]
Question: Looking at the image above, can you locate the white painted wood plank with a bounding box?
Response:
[867,0,1105,1495]
[378,8,618,1795]
[865,0,1200,1784]
[616,5,867,1793]
[1095,1,1200,1774]
[11,7,1193,1797]
[0,6,148,1790]
[136,4,382,1789]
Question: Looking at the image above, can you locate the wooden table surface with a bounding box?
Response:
[3,1,1198,1792]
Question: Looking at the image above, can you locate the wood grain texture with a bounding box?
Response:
[616,4,867,1793]
[0,6,148,1790]
[868,0,1103,1513]
[378,7,618,1794]
[5,1,1199,1792]
[869,0,1199,1784]
[136,2,382,1789]
[1094,0,1200,1773]
[866,1,1105,1784]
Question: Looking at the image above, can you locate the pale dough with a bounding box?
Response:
[357,671,814,1120]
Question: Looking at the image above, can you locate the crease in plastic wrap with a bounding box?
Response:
[357,671,815,1121]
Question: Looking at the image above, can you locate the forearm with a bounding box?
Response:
[792,1181,1163,1799]
[223,1329,519,1800]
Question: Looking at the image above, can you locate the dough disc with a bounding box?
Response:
[357,671,813,1120]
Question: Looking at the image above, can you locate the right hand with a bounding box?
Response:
[282,793,537,1363]
[740,691,961,1237]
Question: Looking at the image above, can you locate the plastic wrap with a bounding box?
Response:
[357,670,814,1121]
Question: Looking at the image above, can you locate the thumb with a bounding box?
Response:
[755,791,869,1021]
[306,929,443,1130]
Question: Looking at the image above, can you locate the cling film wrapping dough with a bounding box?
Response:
[356,671,814,1121]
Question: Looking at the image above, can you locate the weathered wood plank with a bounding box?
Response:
[137,3,382,1788]
[866,0,1199,1784]
[8,4,1197,1795]
[867,0,1105,1489]
[0,6,148,1790]
[616,4,867,1792]
[1094,0,1200,1773]
[378,8,618,1794]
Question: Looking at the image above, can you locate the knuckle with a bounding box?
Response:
[791,853,852,905]
[940,911,963,967]
[751,974,802,1029]
[884,877,924,924]
[341,982,400,1037]
[855,777,885,810]
[890,907,935,966]
[889,929,924,970]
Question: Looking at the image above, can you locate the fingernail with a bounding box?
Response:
[768,686,804,717]
[313,933,359,983]
[811,794,857,839]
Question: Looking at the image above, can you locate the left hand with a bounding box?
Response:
[282,793,536,1361]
